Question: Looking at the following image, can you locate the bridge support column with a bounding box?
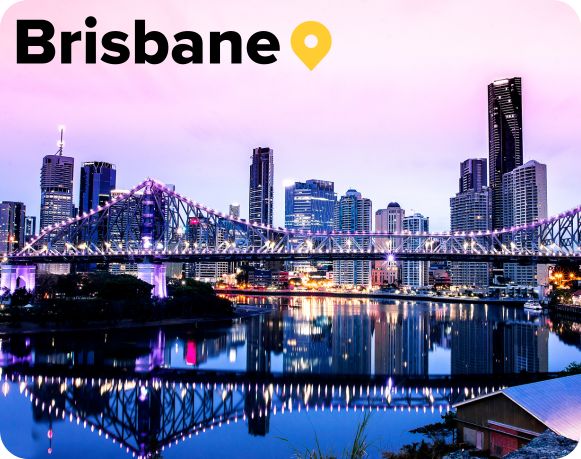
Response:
[0,265,36,293]
[137,264,167,299]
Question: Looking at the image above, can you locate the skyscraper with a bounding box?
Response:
[0,201,26,254]
[450,159,492,288]
[502,160,548,286]
[488,77,523,230]
[333,189,372,287]
[79,161,117,215]
[40,130,74,230]
[24,216,36,242]
[373,203,405,286]
[401,213,430,287]
[285,179,336,232]
[459,158,487,193]
[249,147,274,226]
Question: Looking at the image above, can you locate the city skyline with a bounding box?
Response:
[1,0,581,231]
[0,116,570,237]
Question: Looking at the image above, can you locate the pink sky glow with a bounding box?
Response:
[0,0,580,230]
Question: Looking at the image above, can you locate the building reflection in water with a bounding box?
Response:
[450,304,549,375]
[0,297,554,379]
[0,296,575,457]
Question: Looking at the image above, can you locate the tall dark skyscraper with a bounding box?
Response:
[249,147,274,226]
[79,161,117,215]
[0,201,26,253]
[488,77,523,230]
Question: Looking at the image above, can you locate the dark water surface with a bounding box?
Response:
[0,296,580,458]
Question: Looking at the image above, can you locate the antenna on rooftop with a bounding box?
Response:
[56,125,65,155]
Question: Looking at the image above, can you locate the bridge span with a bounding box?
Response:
[1,178,580,295]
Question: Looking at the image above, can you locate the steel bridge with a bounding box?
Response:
[1,178,580,294]
[2,367,541,459]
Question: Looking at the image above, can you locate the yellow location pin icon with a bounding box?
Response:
[291,21,331,70]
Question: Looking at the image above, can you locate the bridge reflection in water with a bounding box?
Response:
[1,368,549,459]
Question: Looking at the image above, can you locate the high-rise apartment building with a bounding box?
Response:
[0,201,26,254]
[333,189,372,287]
[502,160,548,286]
[373,202,405,286]
[459,158,487,193]
[450,159,492,288]
[401,213,430,287]
[249,147,274,226]
[488,77,523,230]
[79,161,117,215]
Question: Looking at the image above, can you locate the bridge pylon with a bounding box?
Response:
[0,264,36,294]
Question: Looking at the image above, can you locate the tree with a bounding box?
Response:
[10,287,33,307]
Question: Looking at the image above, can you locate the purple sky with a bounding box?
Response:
[1,0,580,231]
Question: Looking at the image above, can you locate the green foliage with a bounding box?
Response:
[287,413,372,459]
[35,273,152,301]
[383,412,459,459]
[561,362,581,375]
[1,273,233,326]
[9,287,33,307]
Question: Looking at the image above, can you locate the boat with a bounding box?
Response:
[524,300,543,312]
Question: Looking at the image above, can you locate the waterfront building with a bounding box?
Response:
[249,147,274,226]
[0,201,26,254]
[332,189,372,287]
[450,159,492,288]
[488,77,523,230]
[502,160,548,286]
[373,202,404,286]
[78,161,117,215]
[401,213,429,287]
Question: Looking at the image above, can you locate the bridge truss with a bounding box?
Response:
[6,178,581,264]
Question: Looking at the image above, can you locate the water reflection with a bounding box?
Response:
[0,297,580,458]
[0,370,525,459]
[0,297,580,377]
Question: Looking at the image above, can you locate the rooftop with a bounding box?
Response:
[455,375,581,441]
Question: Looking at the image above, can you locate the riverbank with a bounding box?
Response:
[548,303,581,316]
[0,304,272,336]
[220,288,530,305]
